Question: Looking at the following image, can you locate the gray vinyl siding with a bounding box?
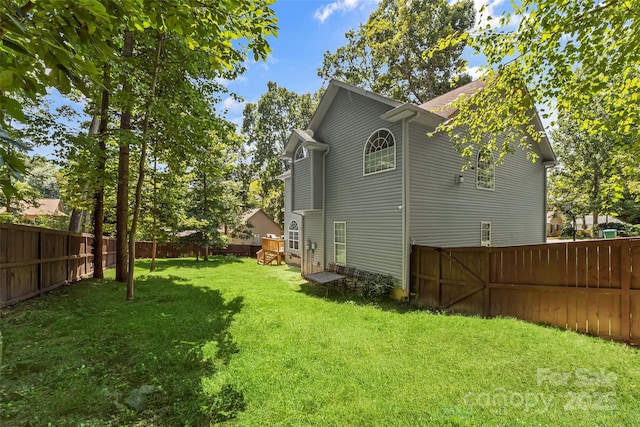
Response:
[408,122,547,247]
[312,153,323,209]
[302,212,324,274]
[282,177,301,257]
[292,149,324,211]
[292,154,312,212]
[313,88,404,279]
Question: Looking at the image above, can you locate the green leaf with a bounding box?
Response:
[0,70,15,90]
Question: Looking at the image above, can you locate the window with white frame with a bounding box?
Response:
[294,145,308,162]
[476,149,495,190]
[363,129,395,175]
[334,222,346,265]
[288,220,299,250]
[481,222,491,247]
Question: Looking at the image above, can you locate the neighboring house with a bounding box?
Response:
[226,208,282,246]
[581,214,623,231]
[282,79,556,295]
[547,210,565,237]
[0,198,67,220]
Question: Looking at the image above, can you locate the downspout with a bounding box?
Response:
[402,116,414,298]
[322,147,330,269]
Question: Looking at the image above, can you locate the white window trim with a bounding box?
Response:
[334,221,347,266]
[363,128,396,176]
[481,222,491,247]
[476,149,495,191]
[288,220,299,250]
[294,145,308,163]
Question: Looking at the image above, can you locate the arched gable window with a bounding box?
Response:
[363,129,395,175]
[288,220,299,250]
[476,149,495,190]
[294,145,308,162]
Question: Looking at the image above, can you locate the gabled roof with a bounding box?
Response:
[238,208,281,231]
[284,80,401,159]
[307,80,402,132]
[418,79,486,118]
[283,78,555,164]
[13,198,67,217]
[241,208,262,223]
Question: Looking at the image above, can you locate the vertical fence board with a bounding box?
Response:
[411,238,640,344]
[0,224,116,308]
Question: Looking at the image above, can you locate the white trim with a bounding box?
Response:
[363,128,396,176]
[294,145,308,163]
[333,221,347,266]
[481,222,491,247]
[476,149,495,191]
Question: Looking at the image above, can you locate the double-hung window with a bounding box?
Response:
[288,220,299,250]
[334,222,346,265]
[476,149,495,190]
[481,222,491,247]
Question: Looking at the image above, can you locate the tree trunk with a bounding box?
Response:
[127,32,164,299]
[68,209,84,232]
[116,29,134,284]
[93,72,110,279]
[69,117,100,234]
[150,156,158,272]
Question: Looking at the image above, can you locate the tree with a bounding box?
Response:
[242,82,318,224]
[0,0,116,194]
[318,0,475,103]
[438,0,640,167]
[547,109,618,227]
[184,124,246,261]
[25,155,61,198]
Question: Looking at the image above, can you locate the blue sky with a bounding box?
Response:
[36,0,517,158]
[217,0,515,126]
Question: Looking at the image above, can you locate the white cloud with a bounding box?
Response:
[314,0,364,23]
[466,66,485,80]
[214,75,247,87]
[220,96,245,113]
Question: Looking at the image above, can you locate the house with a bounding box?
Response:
[226,208,282,246]
[281,79,556,295]
[547,210,565,237]
[0,198,66,220]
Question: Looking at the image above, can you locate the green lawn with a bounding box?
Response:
[1,257,639,426]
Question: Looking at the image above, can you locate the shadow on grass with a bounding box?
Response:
[135,255,244,272]
[0,274,245,426]
[297,282,416,314]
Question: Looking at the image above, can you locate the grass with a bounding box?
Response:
[1,257,640,425]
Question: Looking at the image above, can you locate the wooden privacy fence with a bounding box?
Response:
[0,223,116,308]
[135,242,261,258]
[411,239,640,344]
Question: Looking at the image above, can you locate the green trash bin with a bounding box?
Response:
[603,229,617,239]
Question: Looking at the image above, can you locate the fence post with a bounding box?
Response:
[620,239,631,343]
[66,234,70,283]
[435,248,442,307]
[37,230,43,293]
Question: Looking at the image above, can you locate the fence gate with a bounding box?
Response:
[411,246,489,316]
[411,240,640,344]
